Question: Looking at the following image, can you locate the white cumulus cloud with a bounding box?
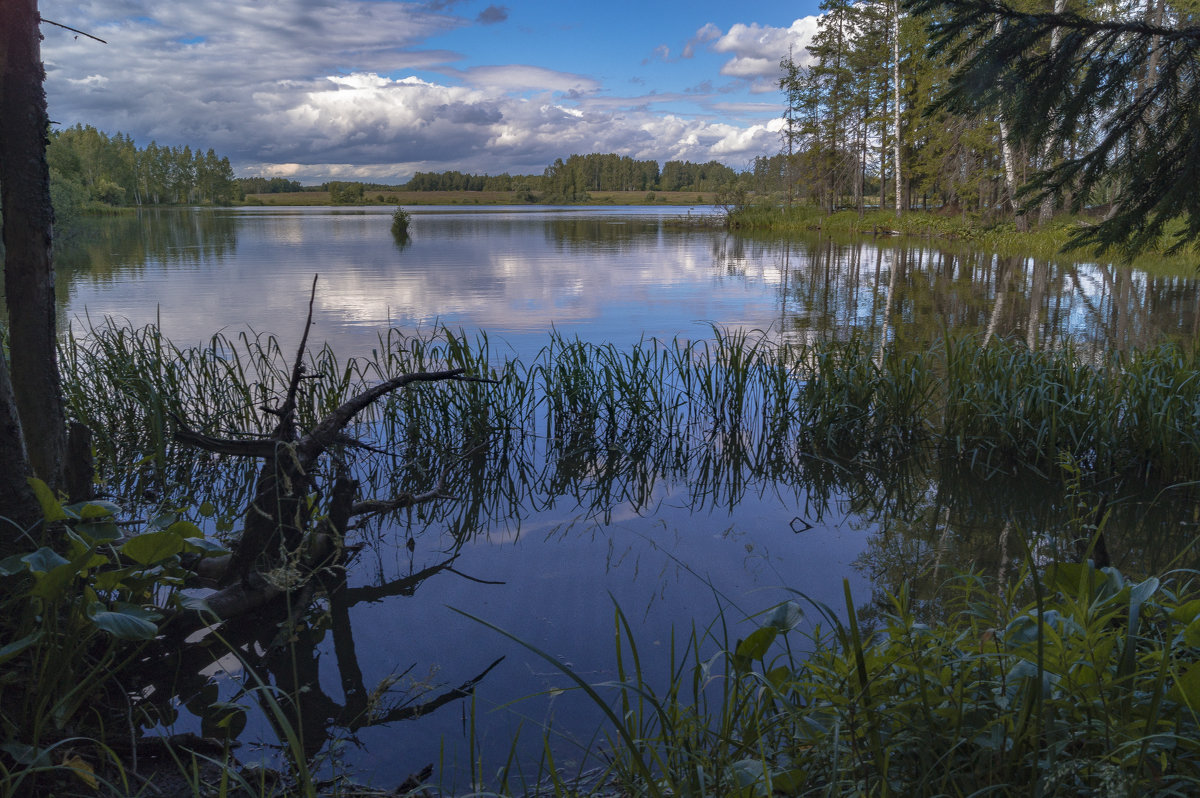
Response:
[712,18,822,77]
[38,0,804,181]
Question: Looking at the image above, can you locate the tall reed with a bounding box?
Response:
[62,321,1200,533]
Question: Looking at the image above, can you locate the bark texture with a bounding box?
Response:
[0,349,40,542]
[0,0,67,488]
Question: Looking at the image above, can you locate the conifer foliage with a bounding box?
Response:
[908,0,1200,253]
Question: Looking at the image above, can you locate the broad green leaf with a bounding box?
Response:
[146,512,179,532]
[1100,568,1126,597]
[93,566,139,592]
[30,562,82,600]
[183,537,229,556]
[1169,662,1200,708]
[0,553,29,576]
[765,600,804,632]
[111,601,162,621]
[1185,617,1200,649]
[87,602,159,640]
[121,531,185,565]
[198,502,217,518]
[28,544,98,600]
[1045,562,1091,598]
[21,547,70,574]
[1172,599,1200,624]
[166,519,203,538]
[772,768,807,795]
[766,665,792,689]
[0,631,43,665]
[727,759,768,794]
[75,521,122,543]
[27,477,68,522]
[735,626,778,664]
[1131,576,1160,608]
[65,500,122,520]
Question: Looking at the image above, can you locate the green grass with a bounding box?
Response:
[508,557,1200,796]
[727,204,1200,277]
[61,321,1200,524]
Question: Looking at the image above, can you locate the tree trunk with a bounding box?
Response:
[1037,0,1068,226]
[993,20,1029,232]
[892,0,902,218]
[0,0,67,489]
[0,349,40,546]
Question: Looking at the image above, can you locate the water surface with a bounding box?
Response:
[24,205,1200,788]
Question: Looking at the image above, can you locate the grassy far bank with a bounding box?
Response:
[242,189,720,206]
[729,203,1200,277]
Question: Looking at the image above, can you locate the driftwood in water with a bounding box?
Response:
[171,275,490,622]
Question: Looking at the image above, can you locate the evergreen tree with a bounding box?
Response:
[909,0,1200,252]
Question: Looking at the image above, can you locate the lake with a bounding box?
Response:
[26,205,1200,789]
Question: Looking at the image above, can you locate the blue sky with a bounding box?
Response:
[39,1,824,183]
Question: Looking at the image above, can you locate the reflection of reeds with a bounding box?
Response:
[63,321,1200,539]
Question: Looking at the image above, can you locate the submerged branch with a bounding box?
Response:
[298,367,485,463]
[365,655,505,726]
[172,414,277,457]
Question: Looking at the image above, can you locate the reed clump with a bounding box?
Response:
[391,206,411,240]
[62,321,1200,523]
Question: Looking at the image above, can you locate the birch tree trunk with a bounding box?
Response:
[994,21,1029,232]
[1037,0,1068,225]
[0,0,67,490]
[892,0,902,218]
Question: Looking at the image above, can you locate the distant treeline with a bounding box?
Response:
[48,125,239,218]
[404,170,526,192]
[235,154,839,203]
[395,153,740,201]
[235,176,305,194]
[47,122,794,214]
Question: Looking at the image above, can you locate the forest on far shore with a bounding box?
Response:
[46,125,752,215]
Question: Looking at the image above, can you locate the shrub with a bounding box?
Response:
[391,206,411,240]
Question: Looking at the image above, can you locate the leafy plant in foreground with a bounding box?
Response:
[0,484,231,796]
[484,560,1200,796]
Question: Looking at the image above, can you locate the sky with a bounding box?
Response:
[39,0,824,184]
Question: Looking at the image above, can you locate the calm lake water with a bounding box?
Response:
[26,205,1200,788]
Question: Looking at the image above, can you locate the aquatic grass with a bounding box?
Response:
[45,318,1200,794]
[61,320,1200,538]
[499,560,1200,796]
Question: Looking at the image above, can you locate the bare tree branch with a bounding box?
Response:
[38,16,107,44]
[264,274,318,429]
[367,656,504,725]
[172,414,277,457]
